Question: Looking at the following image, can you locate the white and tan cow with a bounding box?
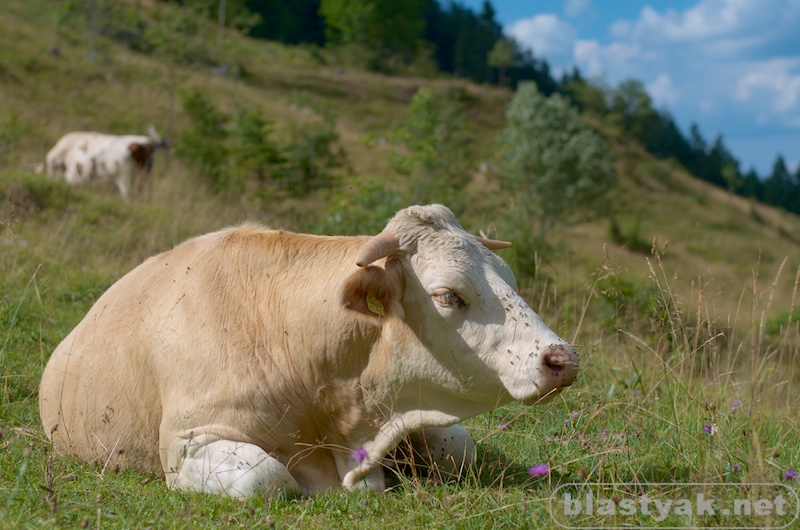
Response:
[41,131,161,202]
[39,204,579,497]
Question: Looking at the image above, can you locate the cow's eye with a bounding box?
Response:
[432,289,467,309]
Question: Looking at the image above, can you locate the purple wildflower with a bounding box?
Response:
[499,424,508,431]
[730,400,742,414]
[601,428,609,437]
[732,463,742,472]
[703,423,718,436]
[784,469,798,481]
[529,464,550,477]
[351,447,369,465]
[563,418,570,425]
[571,411,580,420]
[632,389,642,397]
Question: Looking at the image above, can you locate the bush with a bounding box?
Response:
[496,82,617,236]
[608,216,652,254]
[281,117,347,196]
[179,92,229,192]
[390,87,474,215]
[315,177,405,236]
[228,109,284,185]
[179,93,285,197]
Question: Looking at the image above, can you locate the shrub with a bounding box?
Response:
[179,92,229,192]
[281,116,347,196]
[316,177,404,236]
[496,82,617,236]
[390,87,474,215]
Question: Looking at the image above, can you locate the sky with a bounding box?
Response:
[461,0,800,176]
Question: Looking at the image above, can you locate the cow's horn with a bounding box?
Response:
[476,236,513,250]
[356,230,400,267]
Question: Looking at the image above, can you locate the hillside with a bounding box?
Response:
[3,1,800,335]
[2,3,800,528]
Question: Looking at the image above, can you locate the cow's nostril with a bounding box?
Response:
[542,345,579,372]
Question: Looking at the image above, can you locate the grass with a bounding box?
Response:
[2,180,799,528]
[1,1,800,527]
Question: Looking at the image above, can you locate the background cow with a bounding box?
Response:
[39,204,579,497]
[41,127,165,202]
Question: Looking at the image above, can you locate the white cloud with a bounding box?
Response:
[556,0,800,173]
[609,19,630,39]
[627,2,758,42]
[735,58,800,119]
[614,0,799,60]
[647,73,677,106]
[733,57,800,128]
[507,14,576,65]
[573,39,640,79]
[567,0,800,138]
[564,0,591,18]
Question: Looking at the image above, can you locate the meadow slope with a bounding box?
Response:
[2,1,800,528]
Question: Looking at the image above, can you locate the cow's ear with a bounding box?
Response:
[341,265,397,319]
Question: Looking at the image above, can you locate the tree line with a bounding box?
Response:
[560,74,800,215]
[169,0,799,215]
[146,0,797,216]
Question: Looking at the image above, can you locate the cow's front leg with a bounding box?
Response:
[341,415,475,489]
[333,451,386,492]
[404,425,476,481]
[164,434,299,498]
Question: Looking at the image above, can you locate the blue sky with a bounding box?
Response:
[461,0,800,176]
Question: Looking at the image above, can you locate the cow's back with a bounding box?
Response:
[39,226,368,475]
[45,132,107,177]
[39,234,212,474]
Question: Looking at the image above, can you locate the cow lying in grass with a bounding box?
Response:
[39,204,579,497]
[40,128,164,202]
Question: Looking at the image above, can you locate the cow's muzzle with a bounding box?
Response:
[541,343,579,387]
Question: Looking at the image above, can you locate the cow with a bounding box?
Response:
[39,204,579,498]
[41,128,164,202]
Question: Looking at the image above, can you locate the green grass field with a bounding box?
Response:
[2,1,800,528]
[2,172,799,528]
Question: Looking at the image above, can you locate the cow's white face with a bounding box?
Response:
[355,204,579,411]
[403,230,578,406]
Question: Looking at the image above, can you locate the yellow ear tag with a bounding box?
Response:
[366,292,386,317]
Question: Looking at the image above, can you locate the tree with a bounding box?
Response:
[741,167,763,200]
[320,0,425,68]
[641,110,693,167]
[562,74,608,115]
[179,92,229,192]
[282,115,348,196]
[450,2,501,83]
[706,135,739,189]
[763,155,795,210]
[391,87,473,214]
[608,79,659,143]
[487,38,513,86]
[228,109,283,184]
[505,39,559,95]
[245,0,324,45]
[496,82,616,236]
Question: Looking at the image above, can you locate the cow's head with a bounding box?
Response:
[346,204,578,415]
[128,142,155,168]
